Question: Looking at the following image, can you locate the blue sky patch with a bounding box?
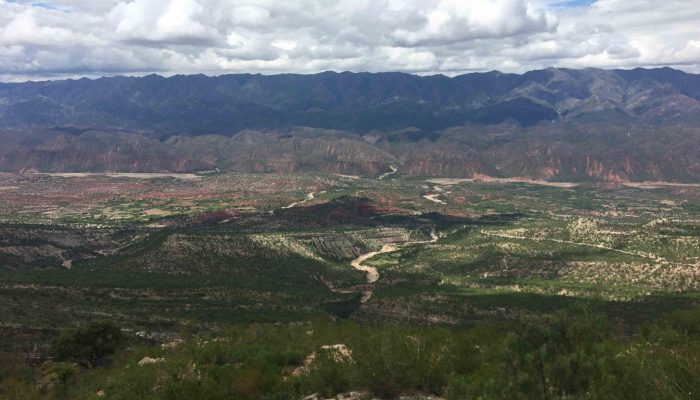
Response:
[554,0,597,8]
[6,0,72,12]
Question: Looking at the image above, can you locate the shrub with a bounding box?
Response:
[665,307,700,336]
[301,349,353,397]
[39,361,77,399]
[230,367,267,399]
[444,375,473,400]
[352,327,452,399]
[497,306,617,399]
[628,324,700,399]
[51,320,126,368]
[0,376,41,400]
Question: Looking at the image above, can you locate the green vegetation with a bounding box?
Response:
[1,306,699,399]
[1,172,699,398]
[51,321,126,368]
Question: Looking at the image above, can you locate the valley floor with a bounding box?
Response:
[0,171,699,352]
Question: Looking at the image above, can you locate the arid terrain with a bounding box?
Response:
[2,169,699,399]
[2,170,698,341]
[3,68,700,398]
[2,0,700,395]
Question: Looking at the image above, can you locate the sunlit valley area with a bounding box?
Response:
[1,168,699,399]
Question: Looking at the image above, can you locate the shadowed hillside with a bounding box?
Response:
[2,68,700,182]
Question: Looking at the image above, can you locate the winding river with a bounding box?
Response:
[350,228,438,303]
[378,165,398,180]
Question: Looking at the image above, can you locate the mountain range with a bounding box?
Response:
[2,67,700,182]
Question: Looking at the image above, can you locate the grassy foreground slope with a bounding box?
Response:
[1,306,699,399]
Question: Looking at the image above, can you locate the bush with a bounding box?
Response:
[665,307,700,336]
[352,327,452,399]
[51,320,126,368]
[0,376,41,400]
[444,375,473,400]
[301,348,354,397]
[497,306,618,399]
[39,361,77,399]
[628,324,700,399]
[7,309,699,400]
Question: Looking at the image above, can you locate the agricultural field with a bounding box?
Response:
[0,171,699,352]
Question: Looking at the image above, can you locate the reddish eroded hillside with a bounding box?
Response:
[2,68,700,182]
[192,209,242,224]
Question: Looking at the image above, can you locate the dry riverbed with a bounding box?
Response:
[350,229,439,303]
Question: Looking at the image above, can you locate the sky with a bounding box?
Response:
[1,0,700,81]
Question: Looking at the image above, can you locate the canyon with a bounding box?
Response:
[2,67,700,182]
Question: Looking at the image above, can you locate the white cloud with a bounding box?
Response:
[392,0,556,46]
[0,9,99,46]
[271,39,298,52]
[230,4,271,27]
[0,0,699,80]
[109,0,216,44]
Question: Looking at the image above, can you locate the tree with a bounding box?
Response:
[51,320,126,368]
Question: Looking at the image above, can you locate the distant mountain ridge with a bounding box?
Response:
[2,67,700,182]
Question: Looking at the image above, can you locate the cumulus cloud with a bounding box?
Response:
[108,0,218,45]
[391,0,556,46]
[0,0,698,81]
[0,8,99,46]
